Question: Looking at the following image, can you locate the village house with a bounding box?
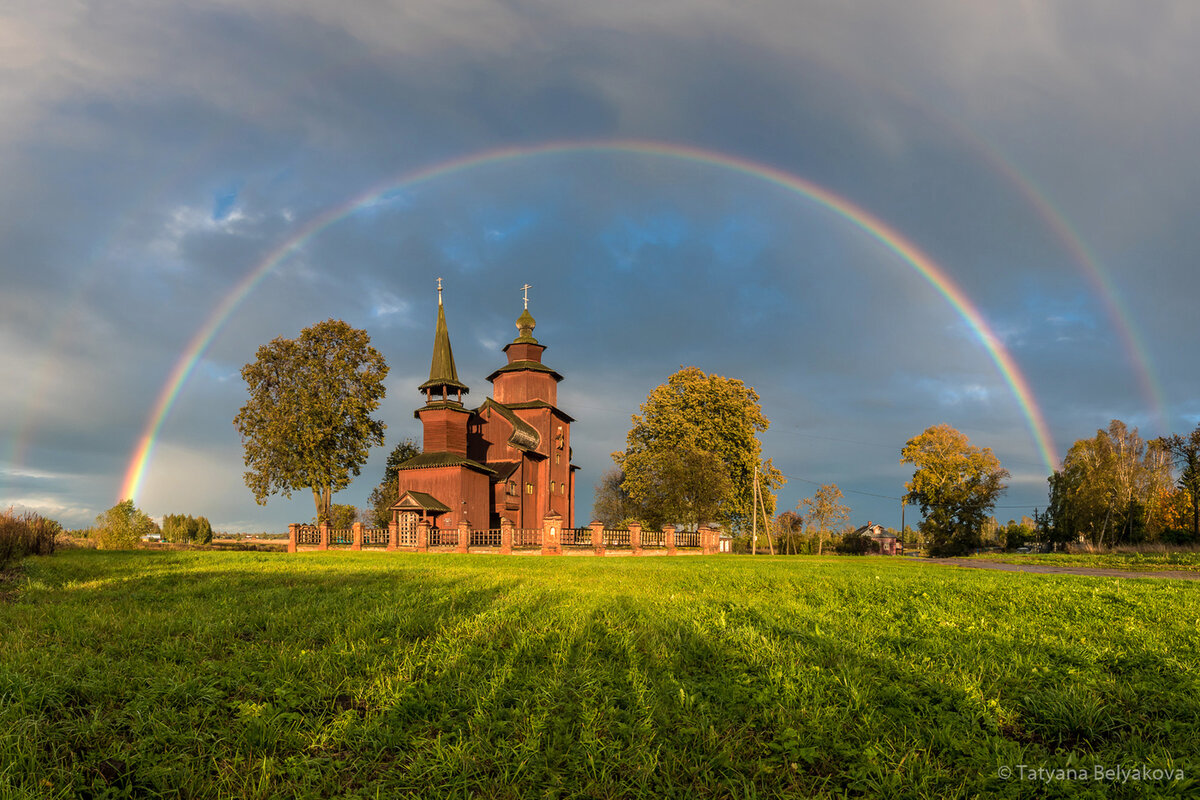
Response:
[852,522,900,555]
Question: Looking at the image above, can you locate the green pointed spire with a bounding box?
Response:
[419,285,469,396]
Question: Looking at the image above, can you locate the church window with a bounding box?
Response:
[526,483,534,495]
[551,481,556,493]
[506,481,518,497]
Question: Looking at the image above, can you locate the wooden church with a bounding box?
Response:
[389,284,577,537]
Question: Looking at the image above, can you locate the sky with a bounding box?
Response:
[3,1,1198,533]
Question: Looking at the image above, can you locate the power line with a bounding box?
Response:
[776,469,1043,511]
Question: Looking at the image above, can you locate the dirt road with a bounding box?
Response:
[921,557,1200,581]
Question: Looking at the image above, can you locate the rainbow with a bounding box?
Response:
[863,80,1168,432]
[119,139,1060,502]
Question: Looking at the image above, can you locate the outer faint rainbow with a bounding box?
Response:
[867,81,1168,432]
[120,140,1059,502]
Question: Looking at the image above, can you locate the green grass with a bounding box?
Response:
[972,551,1200,573]
[2,551,1198,798]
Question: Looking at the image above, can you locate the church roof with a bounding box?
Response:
[477,398,540,451]
[486,360,563,382]
[390,491,451,513]
[488,461,521,481]
[419,296,470,394]
[500,399,575,423]
[395,451,495,475]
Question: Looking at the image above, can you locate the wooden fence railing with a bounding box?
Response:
[603,528,631,548]
[288,521,721,556]
[513,528,542,548]
[562,528,592,548]
[430,527,457,547]
[363,527,389,547]
[471,528,502,547]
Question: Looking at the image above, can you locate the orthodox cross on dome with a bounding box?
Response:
[520,283,531,310]
[437,277,443,305]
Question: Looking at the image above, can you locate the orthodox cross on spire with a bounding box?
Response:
[520,283,531,310]
[437,277,443,305]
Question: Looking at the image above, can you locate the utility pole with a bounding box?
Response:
[758,468,775,556]
[751,466,758,555]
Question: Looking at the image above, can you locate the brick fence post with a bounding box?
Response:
[352,522,363,551]
[542,511,562,556]
[387,519,398,551]
[700,525,715,555]
[664,524,677,556]
[457,519,471,554]
[500,517,513,555]
[318,522,330,551]
[590,520,605,557]
[416,519,429,552]
[629,521,642,556]
[287,523,297,554]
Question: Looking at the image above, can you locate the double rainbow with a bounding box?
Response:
[119,139,1059,502]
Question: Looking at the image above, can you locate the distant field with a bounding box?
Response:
[972,551,1200,573]
[2,552,1198,798]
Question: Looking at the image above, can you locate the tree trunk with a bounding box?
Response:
[312,485,333,524]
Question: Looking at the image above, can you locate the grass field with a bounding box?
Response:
[2,551,1197,799]
[972,551,1200,573]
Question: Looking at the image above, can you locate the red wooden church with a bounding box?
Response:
[389,284,577,537]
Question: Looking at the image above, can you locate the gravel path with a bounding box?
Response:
[921,557,1200,581]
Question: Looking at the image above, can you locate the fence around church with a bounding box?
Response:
[288,518,722,556]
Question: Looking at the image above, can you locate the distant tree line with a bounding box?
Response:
[161,513,213,545]
[1038,420,1200,549]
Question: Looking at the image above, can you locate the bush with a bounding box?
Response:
[835,530,873,555]
[0,507,62,569]
[93,500,157,550]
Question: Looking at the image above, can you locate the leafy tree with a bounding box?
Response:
[194,516,213,545]
[93,499,157,550]
[161,513,194,543]
[776,510,805,554]
[798,483,850,556]
[614,367,784,532]
[999,519,1035,550]
[1159,423,1200,539]
[234,319,388,524]
[1048,421,1173,546]
[365,438,421,527]
[901,424,1009,557]
[592,468,639,528]
[328,504,358,529]
[621,445,732,530]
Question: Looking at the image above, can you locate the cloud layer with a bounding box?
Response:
[3,2,1197,529]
